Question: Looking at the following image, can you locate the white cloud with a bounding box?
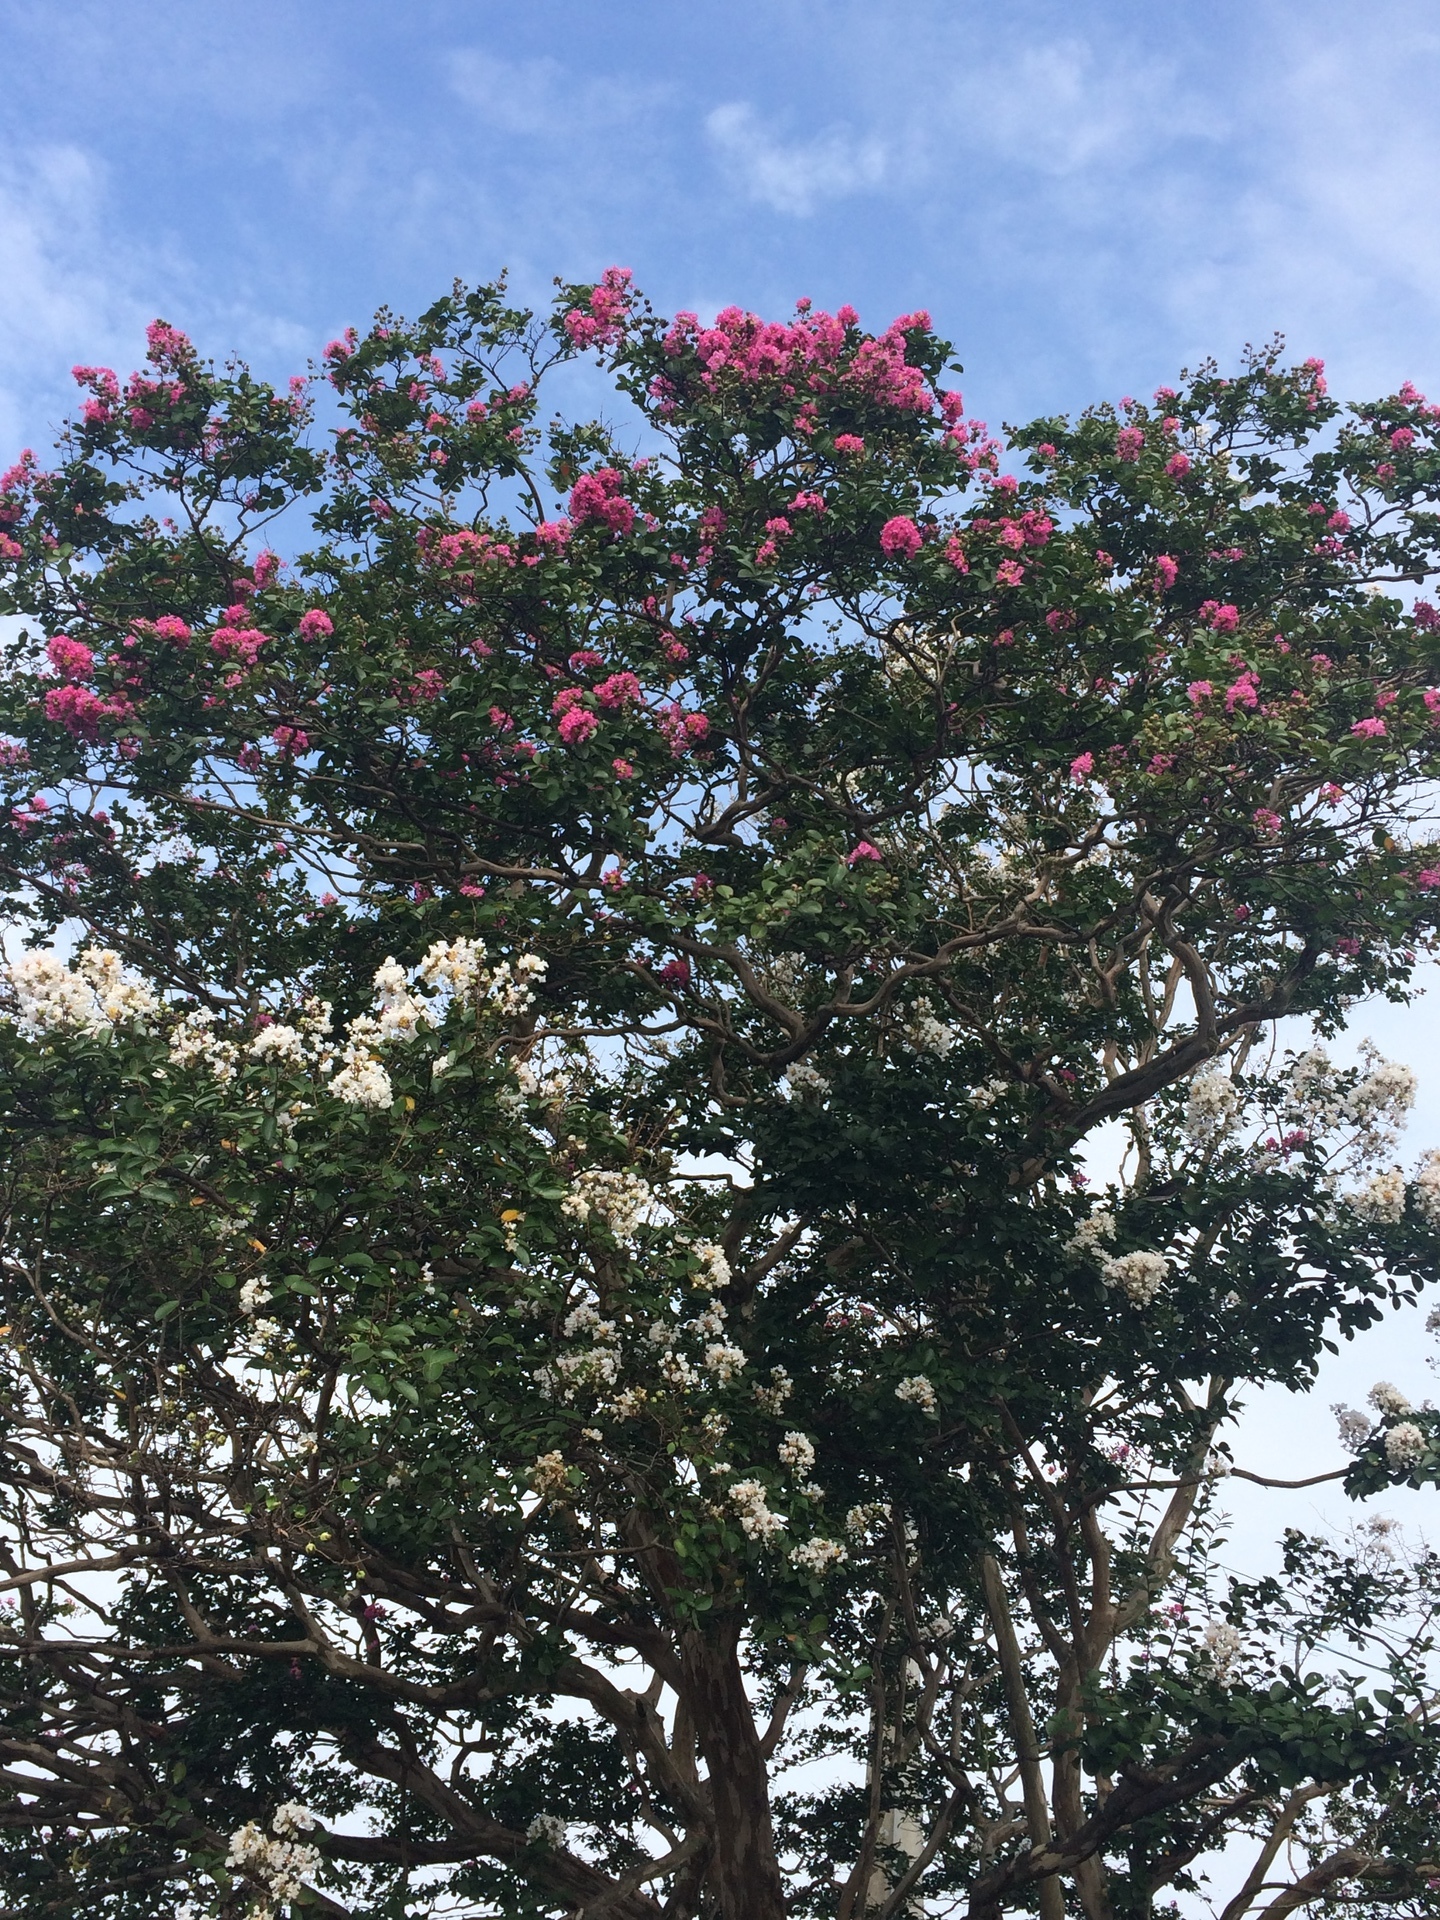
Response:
[705,102,885,216]
[0,144,156,455]
[448,48,570,137]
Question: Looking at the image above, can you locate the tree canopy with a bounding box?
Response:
[1,271,1439,1920]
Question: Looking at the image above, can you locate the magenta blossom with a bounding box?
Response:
[1069,753,1094,783]
[1200,600,1240,634]
[558,707,599,746]
[879,516,923,559]
[46,635,94,682]
[298,609,333,640]
[1351,716,1388,739]
[569,468,635,535]
[845,841,883,866]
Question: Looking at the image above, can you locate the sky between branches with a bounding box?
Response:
[2,0,1439,1556]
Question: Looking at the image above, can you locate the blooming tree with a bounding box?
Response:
[2,278,1440,1918]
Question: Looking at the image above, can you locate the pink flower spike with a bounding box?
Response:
[1252,808,1282,837]
[1351,716,1388,738]
[298,609,333,640]
[612,757,635,779]
[1165,453,1191,478]
[845,841,883,866]
[1186,680,1213,706]
[1115,426,1145,461]
[1069,752,1094,784]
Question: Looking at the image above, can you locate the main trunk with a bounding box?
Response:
[681,1619,788,1920]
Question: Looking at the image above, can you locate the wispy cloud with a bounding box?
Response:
[705,102,885,216]
[0,144,153,452]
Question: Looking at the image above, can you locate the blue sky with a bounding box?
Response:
[7,0,1440,454]
[4,0,1440,1537]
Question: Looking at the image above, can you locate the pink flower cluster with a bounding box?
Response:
[1115,426,1145,461]
[44,684,135,741]
[299,609,333,640]
[1152,554,1179,591]
[995,510,1053,552]
[661,302,933,414]
[594,672,641,709]
[658,703,709,756]
[1351,716,1388,739]
[272,725,309,758]
[46,635,94,682]
[1224,671,1259,714]
[569,468,635,535]
[1200,601,1241,634]
[211,622,268,669]
[424,528,516,575]
[563,267,633,350]
[845,841,882,865]
[879,516,923,559]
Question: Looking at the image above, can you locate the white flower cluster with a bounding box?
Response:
[1066,1208,1117,1256]
[1350,1167,1407,1223]
[526,1813,567,1849]
[530,1450,570,1499]
[1185,1070,1240,1147]
[1333,1404,1373,1453]
[845,1501,889,1536]
[1386,1422,1427,1470]
[903,997,956,1056]
[754,1365,793,1413]
[970,1076,1012,1110]
[729,1477,786,1541]
[791,1535,847,1574]
[1369,1381,1412,1417]
[1100,1250,1168,1306]
[169,1006,239,1079]
[239,1277,272,1317]
[226,1803,319,1914]
[1287,1044,1417,1167]
[704,1340,747,1382]
[7,947,160,1034]
[417,937,488,995]
[896,1374,938,1415]
[778,1431,816,1474]
[562,1168,653,1241]
[691,1241,731,1291]
[538,1302,622,1401]
[1202,1620,1242,1680]
[1415,1151,1440,1225]
[328,1025,394,1111]
[784,1060,830,1099]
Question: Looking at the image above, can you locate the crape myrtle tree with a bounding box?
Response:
[1,272,1440,1920]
